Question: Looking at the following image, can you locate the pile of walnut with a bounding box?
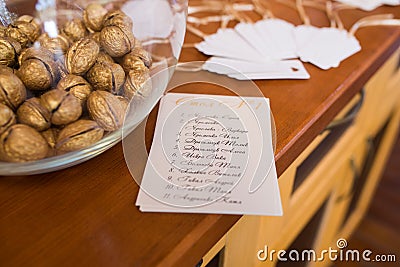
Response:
[0,4,152,163]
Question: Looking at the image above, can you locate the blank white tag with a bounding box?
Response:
[336,0,399,11]
[296,28,361,70]
[253,19,298,60]
[196,28,265,62]
[203,57,310,80]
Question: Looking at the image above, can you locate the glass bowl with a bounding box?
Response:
[0,0,188,175]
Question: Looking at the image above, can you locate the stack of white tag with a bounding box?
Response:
[295,25,361,70]
[335,0,400,11]
[198,19,311,80]
[196,17,363,78]
[136,93,283,216]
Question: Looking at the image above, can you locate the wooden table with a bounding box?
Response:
[1,2,399,267]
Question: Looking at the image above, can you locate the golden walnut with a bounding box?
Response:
[0,103,16,135]
[86,61,125,93]
[18,47,59,91]
[41,128,59,149]
[123,68,152,100]
[103,10,133,31]
[100,25,135,57]
[66,37,99,75]
[57,74,92,104]
[87,90,126,131]
[18,60,55,91]
[0,25,5,37]
[5,20,40,47]
[96,52,114,64]
[0,37,22,67]
[121,52,148,73]
[56,119,104,152]
[0,124,49,162]
[41,89,82,126]
[17,97,51,131]
[0,71,26,110]
[17,15,41,35]
[83,3,108,32]
[61,19,87,42]
[37,33,71,58]
[129,45,152,68]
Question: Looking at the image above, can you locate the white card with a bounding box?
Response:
[254,19,298,60]
[203,57,310,80]
[296,27,361,70]
[136,93,282,216]
[196,28,265,62]
[335,0,399,11]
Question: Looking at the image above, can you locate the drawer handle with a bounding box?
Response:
[336,138,374,203]
[325,88,365,131]
[336,157,360,203]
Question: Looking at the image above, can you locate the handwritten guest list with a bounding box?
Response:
[136,93,282,216]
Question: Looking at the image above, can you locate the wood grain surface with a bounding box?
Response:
[0,1,399,266]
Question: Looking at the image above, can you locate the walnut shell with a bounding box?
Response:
[103,10,133,31]
[37,33,70,58]
[0,26,5,37]
[18,59,53,91]
[57,74,92,104]
[61,19,87,42]
[56,119,104,152]
[86,61,125,93]
[100,26,135,57]
[87,90,126,131]
[55,57,68,79]
[89,32,101,45]
[65,37,99,75]
[123,68,152,100]
[130,45,152,68]
[0,124,48,162]
[17,15,41,35]
[41,89,82,125]
[96,51,114,64]
[5,21,40,47]
[0,37,22,67]
[41,128,59,149]
[0,103,16,135]
[120,52,147,73]
[18,46,53,66]
[17,97,51,131]
[83,3,108,32]
[18,47,59,90]
[0,71,26,110]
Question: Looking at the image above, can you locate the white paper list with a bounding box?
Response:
[136,93,282,216]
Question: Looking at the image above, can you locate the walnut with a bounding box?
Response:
[103,10,133,31]
[0,37,22,67]
[87,90,126,131]
[86,61,125,93]
[0,71,26,110]
[18,47,59,91]
[41,89,82,125]
[5,20,40,47]
[0,103,16,135]
[83,3,108,32]
[56,119,104,152]
[100,25,135,57]
[61,19,87,42]
[37,33,70,58]
[17,97,51,131]
[123,68,152,100]
[65,37,99,75]
[0,124,48,162]
[56,74,92,104]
